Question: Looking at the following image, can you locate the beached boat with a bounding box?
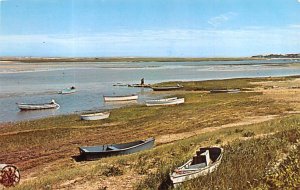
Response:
[210,89,240,93]
[78,137,155,160]
[170,147,223,186]
[146,97,185,106]
[17,99,60,111]
[59,86,76,94]
[151,84,183,91]
[103,94,138,102]
[80,112,110,121]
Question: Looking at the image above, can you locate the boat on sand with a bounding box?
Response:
[17,99,60,111]
[103,94,138,102]
[146,97,184,106]
[78,137,155,160]
[151,84,183,91]
[80,112,110,120]
[170,147,223,186]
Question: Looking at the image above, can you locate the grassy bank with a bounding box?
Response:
[0,76,299,189]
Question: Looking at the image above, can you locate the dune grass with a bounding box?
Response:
[0,76,299,189]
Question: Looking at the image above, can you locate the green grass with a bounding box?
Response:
[1,76,299,189]
[13,115,300,190]
[136,115,300,190]
[153,76,299,91]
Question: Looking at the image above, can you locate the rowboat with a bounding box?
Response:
[59,86,76,94]
[151,84,183,91]
[78,137,155,160]
[103,94,138,102]
[80,112,110,120]
[146,97,185,106]
[17,99,60,111]
[170,147,223,186]
[210,89,240,93]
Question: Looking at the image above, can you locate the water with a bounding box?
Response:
[0,60,299,123]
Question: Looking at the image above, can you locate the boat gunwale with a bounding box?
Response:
[171,147,224,179]
[80,111,110,117]
[103,94,137,98]
[79,137,155,153]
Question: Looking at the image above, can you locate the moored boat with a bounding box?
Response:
[17,99,60,111]
[80,111,110,120]
[151,84,183,91]
[146,97,184,106]
[78,137,155,160]
[170,147,223,186]
[103,94,138,102]
[59,86,76,94]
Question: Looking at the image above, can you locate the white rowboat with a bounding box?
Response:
[17,99,60,111]
[145,97,184,106]
[80,112,110,121]
[170,147,223,186]
[104,94,138,102]
[59,86,76,94]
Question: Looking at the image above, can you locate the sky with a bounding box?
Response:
[0,0,300,57]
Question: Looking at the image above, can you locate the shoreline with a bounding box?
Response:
[1,75,299,125]
[0,60,299,74]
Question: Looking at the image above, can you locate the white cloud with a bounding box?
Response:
[208,12,237,27]
[0,27,300,57]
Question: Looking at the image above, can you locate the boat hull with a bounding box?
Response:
[80,112,110,120]
[146,98,184,106]
[104,95,138,102]
[171,159,222,185]
[170,147,223,186]
[79,138,155,160]
[60,89,76,94]
[18,103,60,110]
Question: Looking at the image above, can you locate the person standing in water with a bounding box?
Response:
[141,78,144,85]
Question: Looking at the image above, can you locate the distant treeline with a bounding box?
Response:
[252,53,300,59]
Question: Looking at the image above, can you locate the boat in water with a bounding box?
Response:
[151,84,183,91]
[59,86,76,94]
[78,137,155,160]
[103,94,138,102]
[17,99,60,111]
[170,147,223,186]
[146,97,184,106]
[80,111,110,121]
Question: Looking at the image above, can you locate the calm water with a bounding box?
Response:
[0,60,300,123]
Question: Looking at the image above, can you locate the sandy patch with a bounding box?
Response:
[156,115,278,144]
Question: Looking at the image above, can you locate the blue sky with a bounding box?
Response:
[0,0,300,57]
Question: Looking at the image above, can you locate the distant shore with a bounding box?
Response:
[0,56,264,63]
